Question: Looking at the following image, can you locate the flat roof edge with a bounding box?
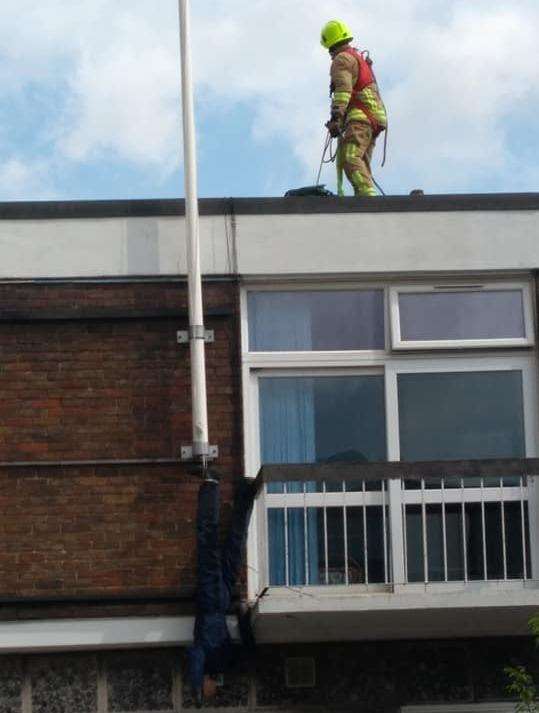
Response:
[0,193,538,220]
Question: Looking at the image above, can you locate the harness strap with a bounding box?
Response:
[350,96,385,138]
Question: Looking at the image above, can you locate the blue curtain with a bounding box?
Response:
[248,292,313,351]
[260,377,319,585]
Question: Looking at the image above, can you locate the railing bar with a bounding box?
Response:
[343,493,349,586]
[441,477,448,582]
[382,480,389,585]
[284,503,290,587]
[403,500,408,584]
[480,478,487,581]
[324,506,329,586]
[461,479,468,583]
[421,477,428,584]
[500,477,508,581]
[265,488,271,586]
[303,485,309,586]
[520,476,528,580]
[363,480,369,586]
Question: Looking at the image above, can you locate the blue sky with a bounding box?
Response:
[0,0,538,201]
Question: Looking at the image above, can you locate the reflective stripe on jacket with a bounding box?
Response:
[330,46,387,134]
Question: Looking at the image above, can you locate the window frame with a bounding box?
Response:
[385,355,538,585]
[389,281,535,351]
[241,280,539,596]
[241,282,389,359]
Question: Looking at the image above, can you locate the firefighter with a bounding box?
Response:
[321,20,387,197]
[186,473,257,708]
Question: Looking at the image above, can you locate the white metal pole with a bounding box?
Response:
[178,0,209,461]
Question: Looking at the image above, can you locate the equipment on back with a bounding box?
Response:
[320,20,353,50]
[342,47,386,137]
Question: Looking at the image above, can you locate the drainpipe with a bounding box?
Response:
[178,0,211,468]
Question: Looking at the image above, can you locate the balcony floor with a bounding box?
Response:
[253,580,539,643]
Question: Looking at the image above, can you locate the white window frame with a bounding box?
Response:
[254,367,391,589]
[242,282,389,360]
[389,282,535,351]
[385,354,538,586]
[241,281,539,597]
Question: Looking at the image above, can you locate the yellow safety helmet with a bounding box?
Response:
[320,20,353,50]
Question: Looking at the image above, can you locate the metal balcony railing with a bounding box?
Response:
[253,459,538,591]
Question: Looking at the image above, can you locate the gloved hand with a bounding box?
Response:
[325,119,341,138]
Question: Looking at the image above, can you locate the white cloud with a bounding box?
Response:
[0,158,57,200]
[0,0,538,196]
[192,0,539,193]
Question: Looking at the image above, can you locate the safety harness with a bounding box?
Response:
[342,47,386,139]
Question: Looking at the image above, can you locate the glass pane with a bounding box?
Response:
[260,376,386,491]
[446,504,464,580]
[248,290,385,351]
[347,507,365,583]
[398,290,525,342]
[465,503,484,580]
[307,508,325,585]
[398,371,525,490]
[525,505,532,577]
[485,502,503,579]
[426,505,444,582]
[326,508,345,584]
[504,502,528,579]
[287,508,306,586]
[268,508,286,585]
[366,506,386,583]
[406,505,424,582]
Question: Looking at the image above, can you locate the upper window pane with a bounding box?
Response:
[248,290,384,351]
[398,289,526,343]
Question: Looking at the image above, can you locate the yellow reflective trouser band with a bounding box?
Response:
[351,170,376,196]
[344,142,359,163]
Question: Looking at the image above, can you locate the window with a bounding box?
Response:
[396,368,530,581]
[390,284,534,350]
[243,282,537,592]
[260,374,389,586]
[248,289,385,351]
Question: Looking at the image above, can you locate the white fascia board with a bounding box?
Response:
[1,209,538,280]
[235,211,539,276]
[256,582,539,616]
[0,215,230,279]
[0,616,239,654]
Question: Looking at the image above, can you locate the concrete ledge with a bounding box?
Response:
[1,194,539,220]
[0,616,238,653]
[255,582,539,643]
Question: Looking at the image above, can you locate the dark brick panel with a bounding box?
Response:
[0,281,242,600]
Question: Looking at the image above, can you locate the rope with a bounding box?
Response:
[315,131,334,186]
[316,127,386,196]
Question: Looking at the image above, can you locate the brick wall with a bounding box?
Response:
[0,281,242,604]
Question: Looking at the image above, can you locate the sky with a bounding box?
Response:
[0,0,538,201]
